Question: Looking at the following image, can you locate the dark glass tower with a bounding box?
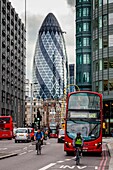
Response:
[32,13,68,99]
[92,0,113,135]
[76,0,92,90]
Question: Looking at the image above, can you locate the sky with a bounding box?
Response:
[10,0,75,82]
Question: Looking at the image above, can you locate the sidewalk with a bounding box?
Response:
[103,137,113,170]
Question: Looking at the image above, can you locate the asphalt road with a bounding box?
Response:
[0,138,110,170]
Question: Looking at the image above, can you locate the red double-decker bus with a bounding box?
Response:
[0,116,13,140]
[64,91,103,156]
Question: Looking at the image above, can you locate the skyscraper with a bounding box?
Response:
[0,0,26,127]
[76,0,92,91]
[32,13,68,99]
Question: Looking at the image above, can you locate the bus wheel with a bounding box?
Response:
[15,140,17,143]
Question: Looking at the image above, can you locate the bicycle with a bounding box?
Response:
[75,147,81,165]
[36,140,42,155]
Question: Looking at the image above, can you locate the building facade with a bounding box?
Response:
[69,64,75,92]
[0,0,26,127]
[92,0,113,135]
[76,0,92,91]
[32,13,68,100]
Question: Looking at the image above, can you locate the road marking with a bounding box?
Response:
[19,152,27,155]
[57,160,65,163]
[65,159,71,161]
[77,166,87,169]
[60,165,75,169]
[23,147,27,150]
[95,167,98,169]
[38,163,56,170]
[0,148,7,150]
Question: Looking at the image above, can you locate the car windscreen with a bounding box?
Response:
[16,129,28,133]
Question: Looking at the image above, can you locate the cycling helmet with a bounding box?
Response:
[77,132,81,136]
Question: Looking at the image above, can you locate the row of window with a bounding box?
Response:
[77,7,91,18]
[93,57,113,72]
[77,22,91,32]
[77,72,91,83]
[77,37,91,47]
[93,35,113,50]
[77,0,90,2]
[93,0,113,9]
[94,79,113,92]
[76,53,91,64]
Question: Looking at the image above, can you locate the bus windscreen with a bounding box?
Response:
[68,93,100,110]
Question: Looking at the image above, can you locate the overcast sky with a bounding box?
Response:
[10,0,75,82]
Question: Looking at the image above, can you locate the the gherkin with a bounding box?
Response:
[32,13,68,99]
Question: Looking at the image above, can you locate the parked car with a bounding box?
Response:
[57,129,65,143]
[15,127,31,143]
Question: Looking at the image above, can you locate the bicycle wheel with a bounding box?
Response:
[37,143,39,155]
[76,149,80,165]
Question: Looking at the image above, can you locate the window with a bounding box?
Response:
[103,36,108,48]
[109,57,113,68]
[99,60,102,70]
[83,22,90,31]
[83,7,90,16]
[109,79,113,91]
[103,15,107,27]
[109,35,113,47]
[99,16,102,28]
[83,54,90,64]
[95,0,98,8]
[77,23,82,32]
[77,37,82,47]
[93,18,98,29]
[103,58,108,69]
[77,54,82,64]
[109,13,113,25]
[99,81,102,92]
[93,39,98,51]
[95,82,98,91]
[99,0,102,6]
[99,37,102,49]
[96,61,98,71]
[83,37,90,46]
[77,8,82,17]
[83,72,90,82]
[103,0,107,5]
[103,80,108,91]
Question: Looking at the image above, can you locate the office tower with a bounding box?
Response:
[32,13,68,99]
[0,0,26,127]
[92,0,113,135]
[76,0,92,91]
[69,64,75,92]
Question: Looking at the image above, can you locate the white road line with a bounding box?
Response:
[38,163,56,170]
[57,160,65,163]
[65,158,71,161]
[0,148,7,150]
[95,167,98,169]
[23,147,27,150]
[19,152,27,155]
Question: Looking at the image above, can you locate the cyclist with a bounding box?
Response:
[73,132,84,159]
[34,128,44,150]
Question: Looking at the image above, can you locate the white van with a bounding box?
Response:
[15,128,31,143]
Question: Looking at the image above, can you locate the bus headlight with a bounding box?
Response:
[95,142,102,148]
[65,142,72,148]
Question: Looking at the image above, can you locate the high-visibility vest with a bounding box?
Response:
[75,138,82,145]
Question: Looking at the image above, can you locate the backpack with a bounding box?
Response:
[36,132,42,139]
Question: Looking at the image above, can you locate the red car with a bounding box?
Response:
[49,129,58,138]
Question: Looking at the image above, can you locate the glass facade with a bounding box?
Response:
[76,0,92,90]
[92,0,113,135]
[32,13,68,99]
